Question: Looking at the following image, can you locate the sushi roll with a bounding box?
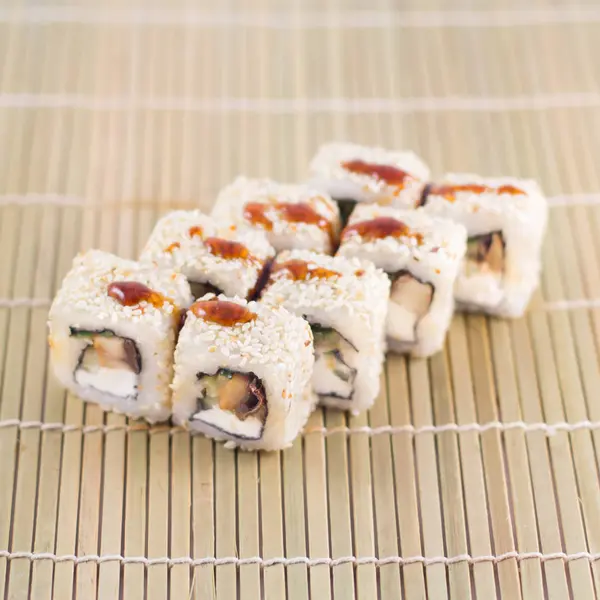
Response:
[48,250,193,422]
[338,205,467,357]
[171,295,316,451]
[422,174,548,317]
[308,142,430,223]
[140,210,275,300]
[261,250,389,413]
[211,177,341,254]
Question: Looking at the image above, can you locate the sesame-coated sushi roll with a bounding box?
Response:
[422,174,548,317]
[48,250,192,422]
[171,296,316,451]
[211,177,341,254]
[261,250,389,413]
[338,205,467,357]
[140,210,275,300]
[308,142,430,223]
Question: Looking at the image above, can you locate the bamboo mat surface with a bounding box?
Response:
[2,0,600,598]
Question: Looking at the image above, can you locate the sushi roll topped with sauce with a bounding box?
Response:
[309,142,430,223]
[261,250,390,413]
[422,174,547,317]
[140,209,275,300]
[48,250,193,422]
[171,295,316,451]
[211,177,341,254]
[338,204,467,357]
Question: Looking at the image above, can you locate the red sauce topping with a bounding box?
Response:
[243,201,334,245]
[341,159,413,187]
[342,217,424,245]
[272,259,340,282]
[107,281,167,309]
[188,225,203,238]
[430,183,525,202]
[164,242,180,253]
[204,237,250,261]
[190,299,257,327]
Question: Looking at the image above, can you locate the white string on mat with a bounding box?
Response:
[543,299,600,311]
[0,298,51,308]
[0,549,598,567]
[547,193,600,206]
[3,6,600,28]
[304,420,600,436]
[3,418,600,438]
[1,93,600,113]
[0,194,85,207]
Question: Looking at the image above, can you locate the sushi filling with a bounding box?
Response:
[386,271,434,350]
[465,232,505,278]
[189,281,223,300]
[192,369,267,440]
[71,328,141,400]
[311,324,358,401]
[334,198,358,226]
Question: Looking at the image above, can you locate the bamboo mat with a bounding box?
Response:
[2,1,600,599]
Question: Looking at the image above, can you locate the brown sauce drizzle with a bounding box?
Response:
[497,184,525,195]
[164,242,180,253]
[190,299,257,327]
[272,259,340,282]
[243,201,334,245]
[248,259,273,301]
[243,202,273,230]
[341,159,413,187]
[342,216,424,245]
[204,237,250,261]
[188,225,203,238]
[107,281,168,309]
[429,183,525,202]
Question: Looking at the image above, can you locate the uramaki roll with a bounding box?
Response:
[338,204,467,357]
[212,177,341,254]
[422,174,548,317]
[261,250,389,413]
[48,250,192,422]
[171,296,316,451]
[308,141,430,223]
[140,209,275,300]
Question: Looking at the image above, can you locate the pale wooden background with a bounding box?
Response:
[2,0,600,599]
